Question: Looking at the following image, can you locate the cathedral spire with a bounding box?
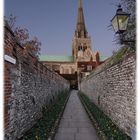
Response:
[79,0,82,8]
[75,0,88,38]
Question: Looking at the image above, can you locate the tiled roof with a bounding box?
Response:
[39,55,74,62]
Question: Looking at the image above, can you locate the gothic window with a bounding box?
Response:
[60,67,64,74]
[84,32,86,37]
[72,68,75,74]
[65,69,69,74]
[87,65,92,71]
[78,46,80,51]
[68,67,71,74]
[83,46,87,51]
[78,46,82,51]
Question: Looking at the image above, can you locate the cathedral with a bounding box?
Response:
[39,0,105,89]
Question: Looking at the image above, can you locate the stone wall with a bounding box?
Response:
[81,53,136,137]
[4,23,70,140]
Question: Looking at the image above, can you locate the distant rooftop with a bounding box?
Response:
[100,54,108,61]
[39,55,74,62]
[39,54,108,62]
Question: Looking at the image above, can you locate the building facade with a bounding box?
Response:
[39,0,105,88]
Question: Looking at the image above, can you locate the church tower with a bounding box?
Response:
[72,0,94,61]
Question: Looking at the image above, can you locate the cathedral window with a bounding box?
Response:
[83,46,87,51]
[72,68,75,74]
[60,67,64,74]
[78,46,82,51]
[87,65,92,71]
[78,46,80,51]
[65,69,69,74]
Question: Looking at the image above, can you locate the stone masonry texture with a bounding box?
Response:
[4,23,70,140]
[81,53,136,137]
[54,90,99,140]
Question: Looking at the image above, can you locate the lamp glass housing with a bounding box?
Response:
[111,6,130,34]
[112,14,130,33]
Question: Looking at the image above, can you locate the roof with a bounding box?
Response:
[39,54,108,63]
[39,55,74,62]
[100,54,108,61]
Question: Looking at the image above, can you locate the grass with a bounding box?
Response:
[111,46,135,64]
[79,92,131,140]
[20,91,69,140]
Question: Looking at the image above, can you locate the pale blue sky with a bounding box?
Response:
[5,0,121,57]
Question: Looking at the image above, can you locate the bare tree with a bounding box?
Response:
[5,14,41,58]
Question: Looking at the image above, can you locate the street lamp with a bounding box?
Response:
[111,4,135,44]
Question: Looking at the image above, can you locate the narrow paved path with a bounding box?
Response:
[54,90,99,140]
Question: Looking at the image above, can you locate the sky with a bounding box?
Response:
[5,0,121,57]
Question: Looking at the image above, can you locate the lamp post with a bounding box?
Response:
[111,4,135,44]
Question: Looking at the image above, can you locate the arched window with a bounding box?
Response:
[78,46,81,51]
[83,46,87,51]
[60,67,64,74]
[78,45,83,51]
[72,68,75,74]
[65,69,69,74]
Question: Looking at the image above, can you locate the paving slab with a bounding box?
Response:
[54,90,99,140]
[54,133,75,140]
